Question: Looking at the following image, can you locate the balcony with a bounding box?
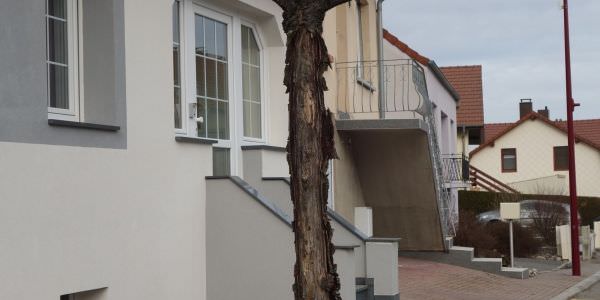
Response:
[441,154,470,183]
[335,59,430,130]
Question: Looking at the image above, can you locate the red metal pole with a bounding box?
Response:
[562,0,581,276]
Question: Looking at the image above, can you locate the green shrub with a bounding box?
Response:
[454,210,542,265]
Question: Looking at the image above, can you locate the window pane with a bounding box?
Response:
[205,59,217,98]
[48,0,66,18]
[215,22,227,60]
[250,66,260,101]
[241,26,249,63]
[204,19,216,58]
[195,15,204,55]
[555,146,569,170]
[173,46,180,85]
[49,64,69,109]
[217,61,228,100]
[197,97,206,137]
[174,87,181,128]
[503,157,516,170]
[502,149,517,171]
[242,64,250,100]
[242,26,261,138]
[218,101,229,140]
[213,148,231,176]
[206,99,218,139]
[243,101,251,137]
[172,1,179,43]
[251,102,261,138]
[48,18,68,64]
[196,56,205,96]
[248,30,260,66]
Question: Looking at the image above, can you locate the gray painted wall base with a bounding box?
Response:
[400,246,529,279]
[374,295,400,300]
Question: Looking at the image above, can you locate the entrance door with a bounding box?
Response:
[188,6,236,175]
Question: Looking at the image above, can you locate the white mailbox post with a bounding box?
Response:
[500,202,521,267]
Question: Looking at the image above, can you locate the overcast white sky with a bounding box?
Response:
[383,0,600,123]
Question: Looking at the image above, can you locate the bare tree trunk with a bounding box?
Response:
[272,0,348,299]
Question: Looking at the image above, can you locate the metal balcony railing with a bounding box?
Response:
[335,59,429,120]
[441,154,470,183]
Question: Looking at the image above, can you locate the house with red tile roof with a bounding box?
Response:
[469,99,600,197]
[440,65,485,156]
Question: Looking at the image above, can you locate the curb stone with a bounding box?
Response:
[550,270,600,300]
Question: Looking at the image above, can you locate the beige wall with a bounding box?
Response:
[324,0,381,225]
[470,119,600,197]
[350,130,444,250]
[333,132,368,223]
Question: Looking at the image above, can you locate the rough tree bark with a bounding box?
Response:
[272,0,349,299]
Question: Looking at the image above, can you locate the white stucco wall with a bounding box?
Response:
[0,0,288,299]
[0,1,211,299]
[470,118,600,197]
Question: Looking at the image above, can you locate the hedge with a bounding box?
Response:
[458,190,600,226]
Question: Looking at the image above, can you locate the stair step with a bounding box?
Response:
[472,257,502,263]
[501,267,530,279]
[450,246,474,252]
[355,285,369,293]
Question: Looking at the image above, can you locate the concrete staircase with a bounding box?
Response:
[400,245,529,279]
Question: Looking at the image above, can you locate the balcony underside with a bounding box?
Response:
[339,129,445,251]
[336,118,428,133]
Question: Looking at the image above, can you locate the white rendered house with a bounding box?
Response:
[470,100,600,197]
[0,0,400,299]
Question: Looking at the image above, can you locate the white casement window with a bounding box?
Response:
[173,1,269,176]
[194,14,230,140]
[46,0,82,121]
[241,25,262,139]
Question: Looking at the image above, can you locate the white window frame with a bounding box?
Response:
[176,1,269,143]
[239,21,267,144]
[46,0,84,121]
[176,0,271,175]
[173,0,187,134]
[184,4,234,142]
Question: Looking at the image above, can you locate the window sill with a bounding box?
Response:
[175,136,218,145]
[48,119,120,131]
[357,78,376,92]
[241,145,286,152]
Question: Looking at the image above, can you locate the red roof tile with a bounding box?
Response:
[473,112,600,157]
[557,119,600,147]
[440,66,484,127]
[483,123,512,143]
[382,29,430,65]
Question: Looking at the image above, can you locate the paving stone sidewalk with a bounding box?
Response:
[398,256,600,300]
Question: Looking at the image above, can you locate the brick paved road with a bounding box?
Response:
[398,257,589,300]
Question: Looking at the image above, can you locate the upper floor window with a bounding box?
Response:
[355,0,364,63]
[554,146,569,171]
[46,0,81,121]
[242,25,262,139]
[501,148,517,172]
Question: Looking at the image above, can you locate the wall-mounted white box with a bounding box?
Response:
[500,202,521,220]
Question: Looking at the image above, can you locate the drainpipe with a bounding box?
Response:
[376,0,385,119]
